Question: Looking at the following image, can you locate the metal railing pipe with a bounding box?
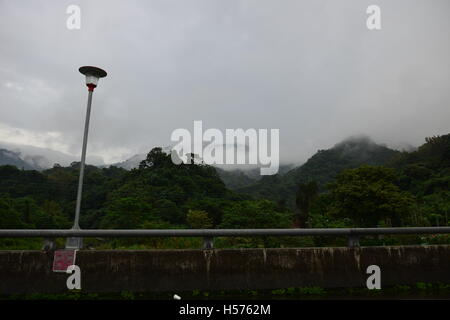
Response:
[0,227,449,238]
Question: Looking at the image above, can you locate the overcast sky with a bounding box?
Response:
[0,0,449,165]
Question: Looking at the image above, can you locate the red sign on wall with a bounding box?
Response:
[53,250,77,272]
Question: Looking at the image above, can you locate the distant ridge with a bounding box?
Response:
[0,148,36,170]
[235,136,400,208]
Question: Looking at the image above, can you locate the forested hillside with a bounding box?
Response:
[0,134,448,249]
[0,148,291,232]
[236,136,399,207]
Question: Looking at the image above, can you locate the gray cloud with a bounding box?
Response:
[0,0,449,165]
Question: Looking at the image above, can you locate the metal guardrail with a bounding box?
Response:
[1,227,449,249]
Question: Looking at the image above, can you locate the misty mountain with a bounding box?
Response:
[236,136,400,207]
[215,164,295,190]
[0,142,105,170]
[284,136,400,187]
[1,136,400,198]
[108,146,176,170]
[109,153,146,170]
[214,168,256,189]
[0,147,60,171]
[110,151,295,190]
[0,149,36,170]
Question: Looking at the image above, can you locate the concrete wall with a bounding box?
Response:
[0,245,449,294]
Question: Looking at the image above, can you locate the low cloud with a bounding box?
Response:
[0,0,449,165]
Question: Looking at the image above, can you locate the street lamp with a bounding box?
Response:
[66,66,107,249]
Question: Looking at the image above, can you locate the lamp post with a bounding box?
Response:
[66,66,107,249]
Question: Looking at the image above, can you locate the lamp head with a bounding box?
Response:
[79,66,107,91]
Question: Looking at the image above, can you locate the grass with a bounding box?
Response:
[1,283,450,300]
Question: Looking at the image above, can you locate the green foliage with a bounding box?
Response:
[326,166,414,227]
[4,282,449,300]
[391,134,450,226]
[271,289,285,295]
[0,133,449,249]
[219,199,292,229]
[120,291,135,300]
[295,181,318,227]
[186,210,213,229]
[297,286,326,295]
[237,136,399,208]
[416,282,433,290]
[0,198,25,228]
[100,197,153,229]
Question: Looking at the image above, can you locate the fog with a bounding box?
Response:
[0,0,449,165]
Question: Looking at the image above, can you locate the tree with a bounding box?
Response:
[139,147,173,169]
[186,210,213,229]
[420,191,450,226]
[41,200,71,228]
[152,199,184,224]
[0,198,24,229]
[100,197,153,229]
[327,165,414,227]
[219,200,292,229]
[12,197,49,228]
[295,181,318,227]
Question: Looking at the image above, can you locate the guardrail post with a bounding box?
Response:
[42,238,56,251]
[347,235,360,247]
[203,237,214,249]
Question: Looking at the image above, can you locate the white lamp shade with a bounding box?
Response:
[85,74,99,86]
